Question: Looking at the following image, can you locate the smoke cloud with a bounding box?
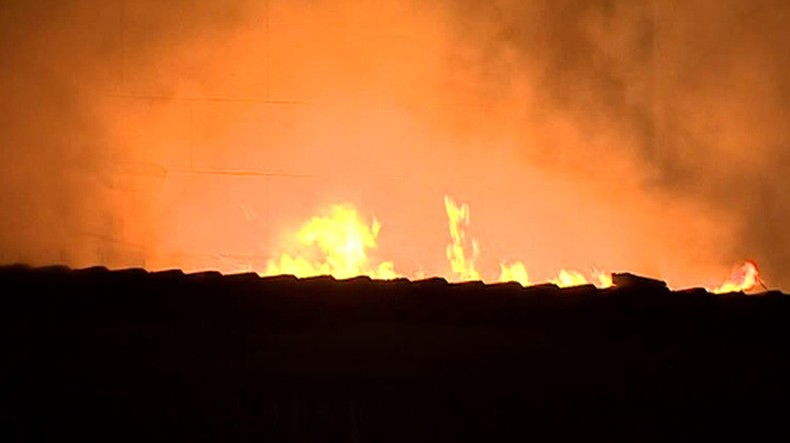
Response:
[1,0,788,288]
[443,0,790,286]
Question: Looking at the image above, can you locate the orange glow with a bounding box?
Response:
[449,196,614,288]
[592,269,614,288]
[444,195,481,281]
[498,260,613,288]
[81,5,754,294]
[710,260,762,294]
[261,196,762,293]
[9,2,781,293]
[499,261,530,286]
[264,205,397,280]
[549,269,593,288]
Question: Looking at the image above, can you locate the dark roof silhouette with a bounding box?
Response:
[1,264,788,442]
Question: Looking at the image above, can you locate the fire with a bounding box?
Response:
[264,204,397,279]
[499,262,530,286]
[262,196,764,293]
[499,261,613,288]
[447,196,612,288]
[444,196,481,281]
[550,269,594,287]
[592,269,614,288]
[710,260,763,294]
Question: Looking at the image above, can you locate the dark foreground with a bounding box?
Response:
[1,265,789,442]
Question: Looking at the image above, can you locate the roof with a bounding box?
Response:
[2,264,788,441]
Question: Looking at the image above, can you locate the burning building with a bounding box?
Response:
[1,0,789,440]
[2,0,789,289]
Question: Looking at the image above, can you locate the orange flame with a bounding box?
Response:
[264,204,397,279]
[262,196,763,292]
[445,195,612,287]
[499,261,530,286]
[498,261,613,288]
[710,260,762,294]
[444,195,481,281]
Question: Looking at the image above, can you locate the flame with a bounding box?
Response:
[499,261,530,286]
[592,268,614,288]
[550,269,591,287]
[710,260,762,294]
[446,195,613,287]
[444,195,481,281]
[499,261,614,288]
[264,204,397,279]
[262,196,762,293]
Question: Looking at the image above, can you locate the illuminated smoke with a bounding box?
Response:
[0,0,788,290]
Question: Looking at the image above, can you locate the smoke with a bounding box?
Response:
[0,1,111,266]
[458,0,790,286]
[0,0,254,267]
[441,0,790,287]
[1,0,788,288]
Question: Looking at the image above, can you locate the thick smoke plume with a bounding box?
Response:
[445,0,790,287]
[1,0,788,288]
